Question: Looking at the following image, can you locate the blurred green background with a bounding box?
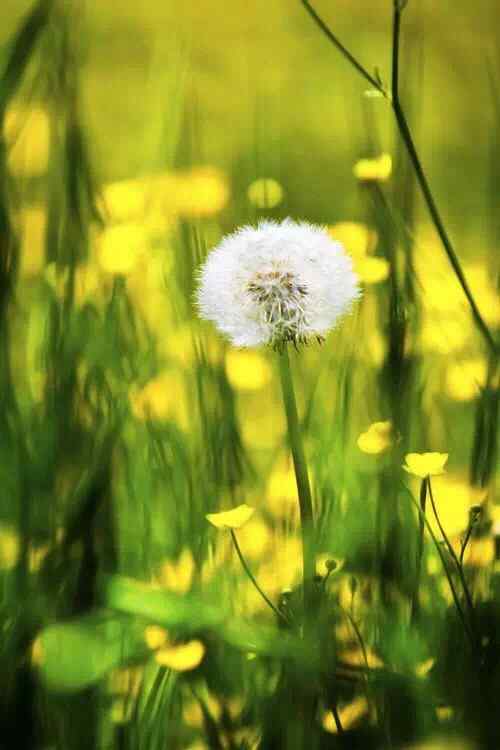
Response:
[0,1,499,748]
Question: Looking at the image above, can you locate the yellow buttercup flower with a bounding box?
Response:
[328,222,377,259]
[97,222,148,275]
[354,256,390,284]
[5,106,50,177]
[144,625,169,650]
[353,153,392,182]
[247,177,284,209]
[155,640,205,671]
[357,421,393,454]
[157,548,195,593]
[206,504,255,530]
[445,358,487,402]
[225,350,272,391]
[403,452,449,479]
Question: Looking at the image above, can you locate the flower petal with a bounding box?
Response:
[206,504,255,529]
[155,640,205,671]
[402,452,449,478]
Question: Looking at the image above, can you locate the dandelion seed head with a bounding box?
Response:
[196,218,360,348]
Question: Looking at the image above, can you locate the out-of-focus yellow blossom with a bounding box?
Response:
[423,475,487,537]
[328,222,378,259]
[322,696,369,733]
[0,525,20,569]
[5,106,50,177]
[31,636,44,666]
[415,658,435,678]
[247,177,284,209]
[445,358,487,401]
[225,350,272,391]
[406,737,472,750]
[206,504,255,530]
[129,371,188,427]
[418,314,472,355]
[466,537,494,567]
[101,176,177,234]
[403,452,448,479]
[44,262,105,308]
[155,639,205,671]
[97,222,149,275]
[108,667,143,696]
[29,544,50,573]
[101,178,149,223]
[110,698,133,724]
[266,464,298,518]
[234,516,271,560]
[357,421,393,454]
[183,692,221,728]
[415,228,499,327]
[241,408,285,450]
[17,206,46,277]
[157,548,195,593]
[353,153,392,182]
[329,221,388,283]
[258,535,302,597]
[464,262,500,326]
[435,707,454,722]
[161,166,229,218]
[144,625,169,650]
[355,256,390,284]
[338,646,384,669]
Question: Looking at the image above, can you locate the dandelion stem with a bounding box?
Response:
[301,0,498,356]
[230,530,288,624]
[278,346,315,623]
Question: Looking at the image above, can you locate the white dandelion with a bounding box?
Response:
[196,218,360,349]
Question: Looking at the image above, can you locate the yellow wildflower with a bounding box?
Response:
[225,350,272,391]
[328,222,377,259]
[445,358,487,402]
[155,640,205,671]
[354,256,390,284]
[402,452,448,479]
[157,548,195,593]
[206,504,255,530]
[144,625,169,650]
[5,106,50,177]
[353,153,392,182]
[357,421,393,455]
[247,177,284,209]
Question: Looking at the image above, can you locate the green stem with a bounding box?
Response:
[427,478,476,631]
[410,478,427,624]
[400,480,474,647]
[300,0,498,357]
[230,530,288,625]
[390,4,497,356]
[459,525,474,566]
[301,0,387,96]
[278,346,315,621]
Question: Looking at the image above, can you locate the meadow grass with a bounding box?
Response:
[0,1,499,749]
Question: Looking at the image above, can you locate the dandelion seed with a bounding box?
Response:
[196,219,360,349]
